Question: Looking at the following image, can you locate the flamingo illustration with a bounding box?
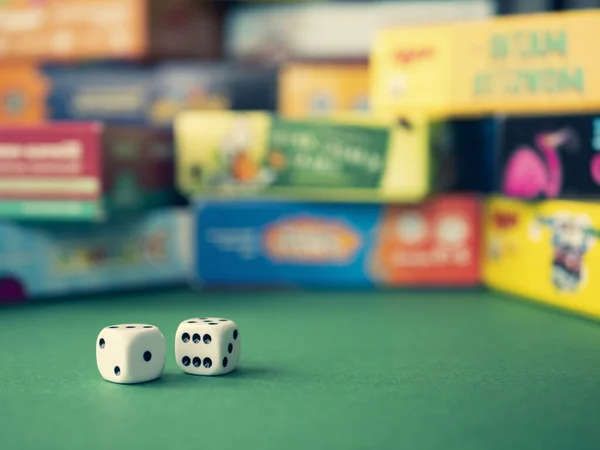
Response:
[502,128,574,199]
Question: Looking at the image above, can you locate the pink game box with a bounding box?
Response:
[0,122,181,221]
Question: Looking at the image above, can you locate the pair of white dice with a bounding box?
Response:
[96,318,241,384]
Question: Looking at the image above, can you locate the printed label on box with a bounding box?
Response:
[176,111,430,202]
[0,62,277,126]
[372,10,600,115]
[0,208,190,302]
[264,216,361,263]
[484,196,600,319]
[56,228,168,273]
[266,119,390,189]
[369,198,480,285]
[370,24,455,115]
[0,200,102,221]
[454,12,600,113]
[0,122,179,221]
[0,123,102,200]
[497,112,600,199]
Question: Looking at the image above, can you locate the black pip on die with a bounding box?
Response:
[175,318,240,376]
[96,324,166,384]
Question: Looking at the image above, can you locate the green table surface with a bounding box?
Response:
[1,288,600,450]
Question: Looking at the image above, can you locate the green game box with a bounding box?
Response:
[174,111,451,203]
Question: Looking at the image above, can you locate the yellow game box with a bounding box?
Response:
[370,22,456,116]
[484,196,600,320]
[278,62,370,118]
[174,111,437,203]
[371,9,600,115]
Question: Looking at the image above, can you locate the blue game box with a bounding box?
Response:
[0,208,191,303]
[0,62,278,127]
[191,196,483,289]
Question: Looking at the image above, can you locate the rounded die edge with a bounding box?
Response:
[100,323,159,331]
[100,371,165,385]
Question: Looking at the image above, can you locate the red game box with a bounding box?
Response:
[0,122,180,221]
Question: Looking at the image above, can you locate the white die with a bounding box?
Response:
[96,324,166,384]
[175,317,241,376]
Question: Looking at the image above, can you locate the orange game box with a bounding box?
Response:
[278,62,370,118]
[0,0,223,61]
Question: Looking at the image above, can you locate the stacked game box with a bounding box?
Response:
[175,110,492,289]
[0,0,224,61]
[481,13,600,320]
[368,8,600,319]
[165,0,497,290]
[0,62,278,221]
[482,110,600,320]
[15,0,600,319]
[190,197,482,288]
[176,5,600,309]
[0,0,276,302]
[172,0,497,291]
[370,9,600,116]
[225,0,494,62]
[260,0,495,119]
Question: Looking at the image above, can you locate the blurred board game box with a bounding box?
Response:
[150,62,278,126]
[0,62,278,126]
[483,196,600,321]
[225,0,494,61]
[0,122,181,221]
[191,195,482,288]
[496,112,600,200]
[371,9,600,116]
[0,208,190,304]
[0,0,223,61]
[278,62,370,118]
[370,22,455,117]
[175,111,494,203]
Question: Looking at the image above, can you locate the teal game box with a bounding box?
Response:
[0,122,183,221]
[0,208,191,304]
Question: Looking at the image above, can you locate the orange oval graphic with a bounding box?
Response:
[263,216,361,263]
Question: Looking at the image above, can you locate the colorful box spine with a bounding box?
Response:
[43,64,155,125]
[371,9,600,115]
[0,122,180,221]
[497,112,600,200]
[0,0,222,61]
[226,0,493,61]
[102,125,181,214]
[0,122,103,219]
[0,62,278,126]
[278,63,370,118]
[0,208,191,304]
[484,196,600,320]
[175,111,494,202]
[151,62,278,127]
[191,195,482,288]
[175,111,434,203]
